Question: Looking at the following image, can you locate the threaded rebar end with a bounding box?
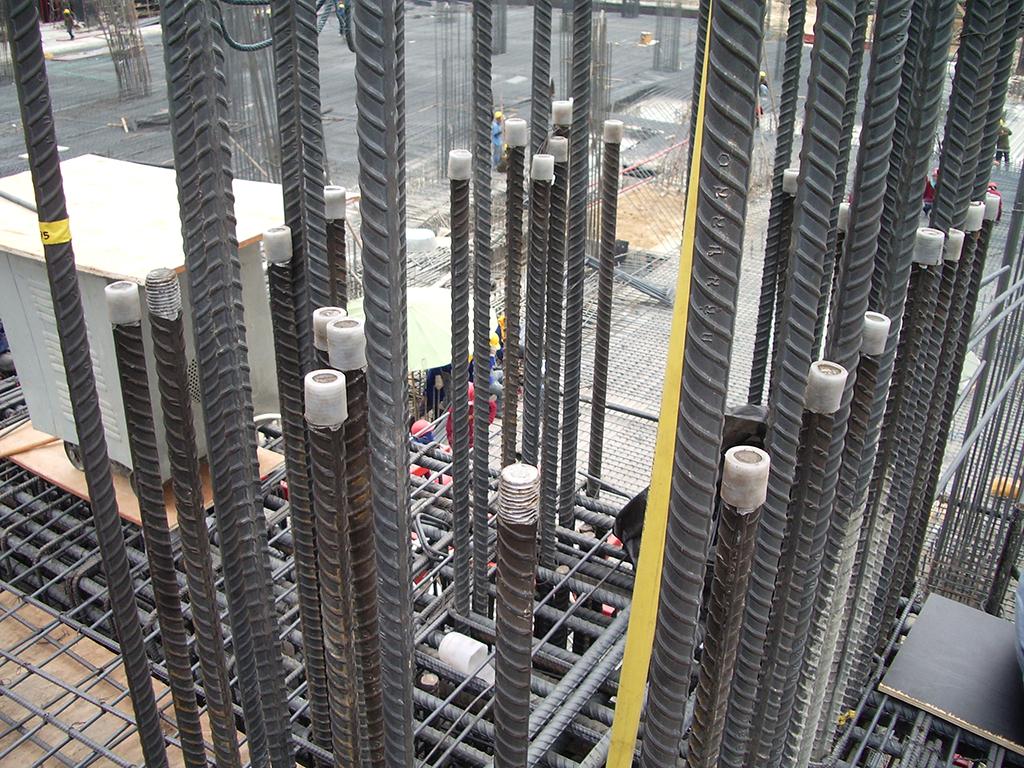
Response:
[499,463,540,525]
[145,268,182,320]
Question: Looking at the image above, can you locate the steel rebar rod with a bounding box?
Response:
[522,156,555,467]
[724,0,857,761]
[7,3,167,764]
[642,0,767,760]
[471,0,496,618]
[327,316,386,768]
[306,370,362,767]
[450,148,475,617]
[586,120,624,498]
[272,0,329,367]
[262,227,333,761]
[160,0,292,761]
[529,0,553,157]
[502,121,529,468]
[685,448,770,768]
[557,0,593,532]
[145,270,242,768]
[494,464,541,768]
[326,185,349,309]
[747,0,808,405]
[353,0,415,751]
[106,283,207,768]
[540,130,570,571]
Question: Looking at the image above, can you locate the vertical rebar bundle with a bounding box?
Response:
[686,447,770,768]
[586,120,623,496]
[146,269,243,768]
[353,0,415,753]
[262,226,332,760]
[435,3,472,179]
[327,316,386,768]
[7,3,168,764]
[641,0,767,760]
[521,155,554,467]
[96,0,151,99]
[493,463,541,768]
[450,148,475,616]
[106,282,207,768]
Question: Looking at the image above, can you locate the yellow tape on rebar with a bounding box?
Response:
[38,218,71,245]
[606,4,715,765]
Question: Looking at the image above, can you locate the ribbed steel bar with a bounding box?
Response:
[747,0,808,405]
[7,3,168,764]
[326,186,349,309]
[556,0,592,531]
[724,0,856,762]
[353,0,414,751]
[146,271,242,768]
[528,0,552,157]
[684,0,709,176]
[449,149,474,617]
[502,129,528,468]
[641,0,767,760]
[911,0,1024,584]
[471,0,496,618]
[326,318,386,768]
[107,287,207,768]
[792,0,911,751]
[586,121,623,497]
[812,0,869,356]
[261,228,333,761]
[493,464,540,768]
[306,371,361,767]
[540,133,570,571]
[272,0,329,367]
[859,0,958,673]
[521,158,554,467]
[685,448,769,768]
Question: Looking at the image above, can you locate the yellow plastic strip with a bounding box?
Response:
[606,4,715,764]
[39,218,71,245]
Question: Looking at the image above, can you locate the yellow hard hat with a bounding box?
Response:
[490,332,500,349]
[494,111,504,120]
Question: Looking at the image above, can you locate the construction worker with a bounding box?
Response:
[492,111,504,169]
[996,117,1012,167]
[62,5,76,40]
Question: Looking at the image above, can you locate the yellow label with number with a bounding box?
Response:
[39,218,71,245]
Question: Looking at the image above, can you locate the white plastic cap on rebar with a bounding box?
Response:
[448,149,473,180]
[965,200,985,233]
[505,118,528,147]
[861,311,891,356]
[325,185,347,221]
[913,227,945,266]
[721,446,771,510]
[552,99,573,126]
[783,168,799,196]
[603,119,625,144]
[549,136,569,163]
[438,632,492,681]
[105,281,142,325]
[985,192,1001,222]
[804,360,849,415]
[944,228,965,263]
[263,225,293,265]
[327,317,367,371]
[532,154,555,182]
[313,306,347,351]
[304,369,348,427]
[838,201,851,234]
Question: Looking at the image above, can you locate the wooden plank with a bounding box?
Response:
[879,593,1024,756]
[0,154,285,283]
[0,421,284,529]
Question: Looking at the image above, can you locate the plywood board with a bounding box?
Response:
[879,593,1024,755]
[0,154,285,282]
[0,421,284,529]
[0,590,248,766]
